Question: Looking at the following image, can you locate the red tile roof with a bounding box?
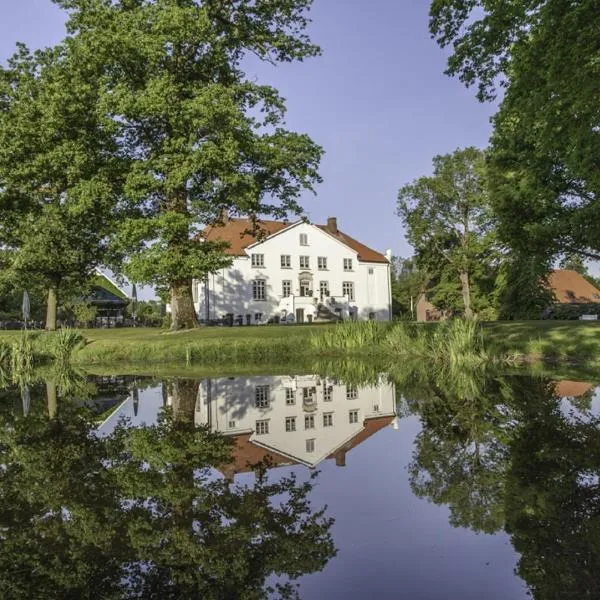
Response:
[554,380,594,398]
[200,218,388,263]
[549,269,600,304]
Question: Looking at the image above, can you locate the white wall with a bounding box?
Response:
[195,222,391,322]
[195,374,397,468]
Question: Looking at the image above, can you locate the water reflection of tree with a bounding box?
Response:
[0,377,336,599]
[404,370,600,599]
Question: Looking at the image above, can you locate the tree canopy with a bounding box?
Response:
[397,147,498,319]
[0,44,122,329]
[49,0,324,329]
[429,0,600,264]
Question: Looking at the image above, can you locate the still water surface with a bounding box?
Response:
[1,370,599,598]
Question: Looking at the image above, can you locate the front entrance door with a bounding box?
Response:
[300,280,311,297]
[296,308,305,323]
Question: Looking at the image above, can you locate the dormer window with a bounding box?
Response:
[251,254,264,268]
[299,233,308,246]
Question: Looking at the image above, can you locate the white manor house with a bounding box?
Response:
[194,216,392,324]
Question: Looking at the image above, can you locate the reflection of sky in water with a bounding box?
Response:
[559,385,600,425]
[100,382,528,600]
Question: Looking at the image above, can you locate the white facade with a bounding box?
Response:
[196,374,397,468]
[194,219,392,323]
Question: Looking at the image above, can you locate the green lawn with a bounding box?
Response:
[483,320,600,362]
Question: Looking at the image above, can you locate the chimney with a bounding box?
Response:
[327,217,338,234]
[335,449,346,467]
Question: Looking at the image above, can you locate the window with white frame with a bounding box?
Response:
[343,258,353,271]
[252,279,266,300]
[346,385,358,400]
[368,267,374,275]
[286,388,296,405]
[305,414,315,429]
[319,281,329,298]
[256,420,269,435]
[299,255,310,269]
[306,438,315,453]
[228,420,236,429]
[373,404,380,413]
[318,256,327,270]
[342,281,355,301]
[303,387,316,401]
[282,280,292,297]
[255,385,270,408]
[192,281,199,303]
[349,409,359,424]
[323,385,333,401]
[323,413,333,427]
[285,417,296,432]
[281,254,291,268]
[299,233,308,246]
[251,253,264,268]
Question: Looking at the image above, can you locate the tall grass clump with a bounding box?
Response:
[310,320,389,352]
[0,341,11,366]
[11,331,35,373]
[384,319,492,368]
[47,328,87,362]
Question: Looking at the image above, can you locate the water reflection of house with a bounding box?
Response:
[195,375,397,476]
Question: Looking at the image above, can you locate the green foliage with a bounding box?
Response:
[0,379,336,598]
[53,0,324,329]
[494,253,554,320]
[390,256,427,319]
[397,147,498,319]
[0,43,122,329]
[310,320,390,352]
[47,328,87,362]
[62,301,98,327]
[544,303,600,321]
[430,0,600,264]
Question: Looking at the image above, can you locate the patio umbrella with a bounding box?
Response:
[131,284,138,326]
[22,290,30,329]
[22,386,30,417]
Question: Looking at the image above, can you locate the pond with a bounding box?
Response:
[1,367,599,599]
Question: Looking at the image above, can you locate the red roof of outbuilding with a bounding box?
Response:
[548,269,600,304]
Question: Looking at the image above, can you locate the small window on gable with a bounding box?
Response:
[251,254,264,268]
[343,258,353,271]
[300,233,308,246]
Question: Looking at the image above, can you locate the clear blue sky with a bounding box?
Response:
[0,0,497,260]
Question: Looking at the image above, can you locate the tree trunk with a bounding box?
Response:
[46,285,58,331]
[171,379,199,423]
[459,271,474,320]
[170,279,199,330]
[46,379,57,419]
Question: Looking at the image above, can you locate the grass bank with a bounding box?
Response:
[0,320,599,367]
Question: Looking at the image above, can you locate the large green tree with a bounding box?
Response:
[53,0,323,329]
[0,45,122,330]
[429,0,600,264]
[397,147,497,319]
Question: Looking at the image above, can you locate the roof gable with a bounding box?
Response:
[200,218,388,263]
